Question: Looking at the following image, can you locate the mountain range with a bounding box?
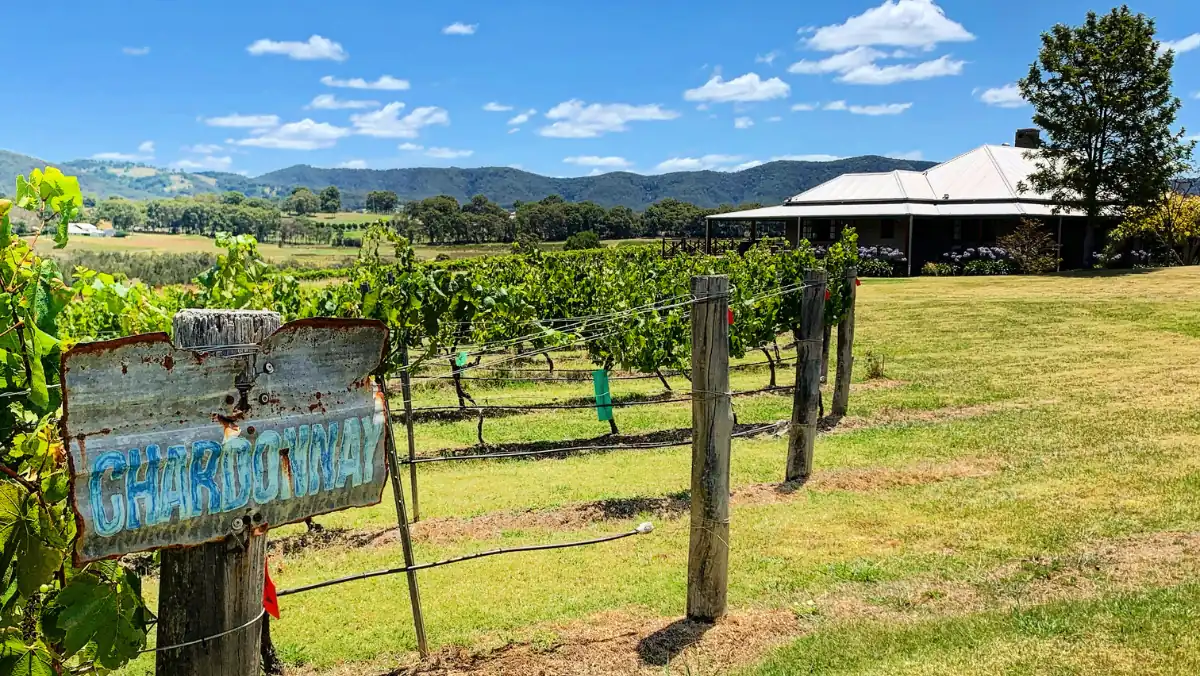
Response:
[1,149,937,210]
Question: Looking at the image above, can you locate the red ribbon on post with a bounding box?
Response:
[263,559,280,619]
[727,308,735,325]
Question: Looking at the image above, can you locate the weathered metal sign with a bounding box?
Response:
[61,319,389,563]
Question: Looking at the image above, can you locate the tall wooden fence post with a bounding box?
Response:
[157,309,281,676]
[398,340,420,522]
[786,270,827,484]
[687,275,732,622]
[831,266,858,417]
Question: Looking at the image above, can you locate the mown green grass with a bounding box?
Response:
[116,267,1200,675]
[747,583,1200,676]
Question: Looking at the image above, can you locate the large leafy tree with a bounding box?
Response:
[319,185,341,213]
[1018,5,1193,265]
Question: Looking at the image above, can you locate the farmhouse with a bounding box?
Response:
[707,129,1102,273]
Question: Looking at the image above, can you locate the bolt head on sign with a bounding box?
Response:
[59,319,390,564]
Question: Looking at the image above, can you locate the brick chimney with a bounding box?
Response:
[1015,128,1041,149]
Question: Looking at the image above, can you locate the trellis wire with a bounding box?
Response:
[276,524,654,598]
[404,421,785,464]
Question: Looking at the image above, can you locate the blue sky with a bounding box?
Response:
[3,0,1198,178]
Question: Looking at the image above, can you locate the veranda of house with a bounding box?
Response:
[706,129,1111,273]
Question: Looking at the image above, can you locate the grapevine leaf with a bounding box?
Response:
[0,484,63,597]
[55,574,111,656]
[22,325,48,410]
[0,637,55,676]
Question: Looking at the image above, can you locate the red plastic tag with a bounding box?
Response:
[263,559,280,619]
[727,308,734,325]
[855,278,861,286]
[824,289,831,301]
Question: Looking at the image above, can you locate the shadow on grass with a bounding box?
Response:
[400,389,679,424]
[637,618,715,666]
[421,421,784,461]
[1046,267,1160,278]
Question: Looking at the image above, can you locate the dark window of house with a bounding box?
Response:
[953,221,963,241]
[829,222,838,240]
[880,219,896,239]
[981,221,996,242]
[801,221,816,240]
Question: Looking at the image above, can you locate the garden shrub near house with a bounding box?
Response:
[856,245,907,277]
[938,246,1014,275]
[998,218,1061,273]
[922,261,954,276]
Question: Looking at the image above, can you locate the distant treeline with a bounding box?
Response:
[72,189,766,247]
[395,194,765,244]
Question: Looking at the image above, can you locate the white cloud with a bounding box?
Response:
[734,116,755,129]
[351,103,450,138]
[336,160,368,169]
[443,22,477,35]
[654,154,744,172]
[851,102,912,115]
[231,119,349,150]
[507,108,537,125]
[538,100,679,138]
[122,46,150,56]
[772,154,843,162]
[425,147,474,159]
[563,156,632,168]
[203,113,280,128]
[821,100,911,115]
[172,155,233,171]
[320,75,410,90]
[806,0,974,51]
[307,94,380,110]
[483,102,513,112]
[1159,34,1200,56]
[732,160,765,171]
[182,144,223,154]
[755,51,781,66]
[247,35,347,61]
[979,83,1026,108]
[398,142,424,151]
[791,103,819,111]
[789,46,886,74]
[887,150,924,161]
[839,55,964,84]
[137,141,155,154]
[683,72,790,103]
[508,128,521,134]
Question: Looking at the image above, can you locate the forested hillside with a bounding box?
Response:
[2,148,934,208]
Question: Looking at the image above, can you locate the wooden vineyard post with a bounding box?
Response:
[786,270,827,484]
[157,309,280,676]
[831,266,858,417]
[398,340,421,522]
[376,376,430,657]
[687,275,733,622]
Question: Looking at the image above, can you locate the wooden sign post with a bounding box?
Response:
[59,310,390,675]
[831,266,858,417]
[787,270,827,483]
[687,275,732,622]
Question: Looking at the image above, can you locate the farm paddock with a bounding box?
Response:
[117,267,1200,675]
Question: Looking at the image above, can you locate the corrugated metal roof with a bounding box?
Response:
[785,145,1061,204]
[709,144,1083,221]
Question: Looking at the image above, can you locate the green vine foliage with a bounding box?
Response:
[822,227,860,327]
[1,168,152,675]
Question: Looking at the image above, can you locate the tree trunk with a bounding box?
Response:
[655,368,673,391]
[760,347,776,388]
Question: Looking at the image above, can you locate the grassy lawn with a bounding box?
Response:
[116,267,1200,675]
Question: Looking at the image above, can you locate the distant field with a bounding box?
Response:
[30,233,660,268]
[30,233,361,267]
[309,211,383,226]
